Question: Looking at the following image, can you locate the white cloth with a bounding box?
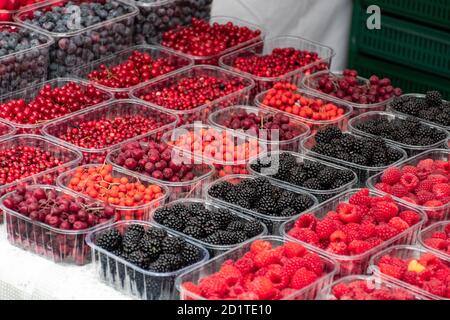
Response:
[212,0,353,71]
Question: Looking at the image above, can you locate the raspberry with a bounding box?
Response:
[391,184,409,198]
[234,257,254,275]
[372,201,399,223]
[375,224,399,240]
[331,283,350,299]
[445,223,450,235]
[288,228,319,245]
[349,188,371,206]
[337,203,362,223]
[199,276,228,297]
[237,292,259,300]
[424,238,448,251]
[401,196,419,205]
[282,257,306,278]
[326,241,348,255]
[379,263,405,279]
[219,265,242,286]
[422,279,446,297]
[432,183,450,200]
[302,252,325,275]
[265,267,290,290]
[250,240,272,254]
[248,276,276,299]
[315,218,337,240]
[283,242,306,258]
[381,167,402,184]
[182,282,201,296]
[427,174,449,184]
[424,199,444,208]
[294,213,317,229]
[375,182,392,194]
[388,217,410,232]
[402,165,418,176]
[417,159,434,170]
[400,173,419,191]
[416,180,434,193]
[348,240,371,254]
[366,237,383,248]
[341,223,362,243]
[416,190,435,205]
[359,223,376,239]
[290,268,318,290]
[397,211,421,227]
[329,230,347,243]
[254,249,282,268]
[431,231,448,240]
[370,194,393,206]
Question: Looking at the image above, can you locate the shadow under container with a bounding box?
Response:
[131,65,255,125]
[150,198,267,257]
[388,93,450,132]
[107,143,215,202]
[219,35,335,98]
[281,189,427,277]
[247,151,357,203]
[208,105,311,153]
[160,16,265,66]
[0,184,114,265]
[205,174,318,235]
[176,236,338,300]
[349,111,449,157]
[162,123,265,177]
[0,78,113,134]
[301,132,408,187]
[317,275,427,300]
[71,45,194,99]
[0,134,83,223]
[132,0,212,45]
[301,70,395,117]
[14,0,138,78]
[368,245,450,300]
[57,164,169,221]
[255,88,353,135]
[418,221,450,260]
[42,99,179,164]
[0,22,53,96]
[367,149,450,224]
[86,220,209,300]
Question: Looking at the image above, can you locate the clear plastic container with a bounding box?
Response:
[132,0,212,45]
[176,236,338,300]
[0,78,113,134]
[71,45,194,99]
[0,22,53,95]
[255,88,354,135]
[447,137,450,149]
[418,221,450,260]
[367,149,450,224]
[162,123,265,176]
[388,93,450,131]
[300,132,408,187]
[42,99,178,164]
[15,0,138,78]
[301,70,394,117]
[317,275,427,300]
[205,174,318,235]
[149,198,267,257]
[106,143,215,202]
[130,65,255,125]
[219,35,335,97]
[348,111,449,157]
[280,189,427,277]
[86,220,209,300]
[0,120,15,138]
[0,134,83,223]
[0,184,114,265]
[368,245,450,300]
[247,151,357,203]
[160,16,265,66]
[208,105,311,153]
[57,164,169,221]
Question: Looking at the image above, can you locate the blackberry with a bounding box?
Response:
[127,251,150,269]
[161,215,184,232]
[96,229,122,251]
[161,237,186,255]
[226,220,246,232]
[289,167,309,186]
[208,181,233,198]
[150,254,184,273]
[213,209,234,228]
[254,177,274,197]
[435,113,450,126]
[426,91,442,107]
[123,225,145,254]
[181,244,202,265]
[317,168,337,187]
[371,152,388,166]
[331,179,346,189]
[351,154,368,166]
[216,230,238,245]
[276,191,295,212]
[203,220,221,236]
[302,160,324,178]
[139,233,162,260]
[257,196,277,215]
[279,152,298,171]
[312,143,335,157]
[292,194,314,212]
[188,202,205,212]
[144,228,167,240]
[336,170,355,184]
[233,231,249,243]
[224,189,245,204]
[386,148,403,162]
[235,185,257,200]
[315,126,342,144]
[182,226,205,239]
[203,233,222,245]
[234,198,253,209]
[303,178,322,190]
[153,208,172,222]
[243,220,263,237]
[281,207,297,217]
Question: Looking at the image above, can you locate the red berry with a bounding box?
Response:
[290,268,318,290]
[381,168,402,185]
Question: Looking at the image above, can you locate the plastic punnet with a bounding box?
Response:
[418,221,450,260]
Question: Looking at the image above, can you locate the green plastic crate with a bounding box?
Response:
[348,54,450,100]
[361,0,450,30]
[350,4,450,78]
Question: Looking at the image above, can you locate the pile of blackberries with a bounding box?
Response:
[354,116,447,146]
[208,177,315,218]
[390,91,450,127]
[310,127,404,167]
[153,202,264,246]
[250,152,355,191]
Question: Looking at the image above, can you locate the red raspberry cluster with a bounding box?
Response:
[422,223,450,256]
[0,146,64,185]
[261,83,346,122]
[87,50,188,97]
[287,189,422,256]
[136,75,247,111]
[331,279,418,300]
[375,159,450,221]
[182,240,328,300]
[162,18,262,57]
[377,252,450,298]
[0,82,109,125]
[232,48,328,78]
[0,0,44,21]
[313,69,402,104]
